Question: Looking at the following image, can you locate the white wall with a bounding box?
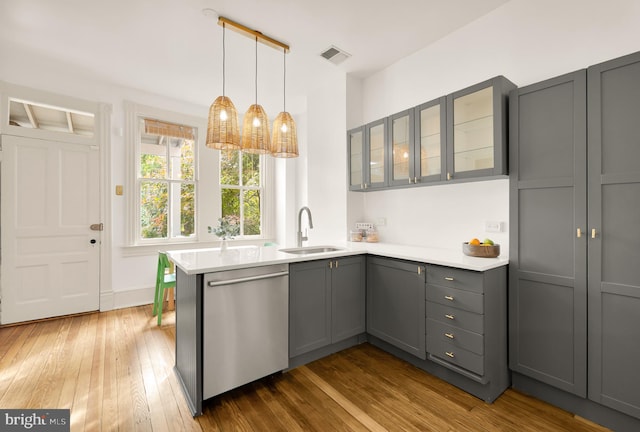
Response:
[304,70,349,244]
[351,0,640,252]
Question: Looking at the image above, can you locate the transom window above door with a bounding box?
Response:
[8,98,95,137]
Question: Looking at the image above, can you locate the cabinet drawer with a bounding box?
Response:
[427,335,484,376]
[426,284,483,314]
[426,266,483,293]
[426,318,484,355]
[426,301,484,334]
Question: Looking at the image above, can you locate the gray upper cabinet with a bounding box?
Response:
[388,98,447,187]
[508,70,588,397]
[447,76,515,180]
[587,51,640,420]
[389,109,416,186]
[348,119,388,191]
[414,97,447,183]
[289,256,366,358]
[367,256,426,359]
[349,77,513,191]
[347,126,365,191]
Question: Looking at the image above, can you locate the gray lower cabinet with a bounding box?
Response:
[289,256,365,358]
[366,256,426,359]
[509,70,588,397]
[426,265,508,391]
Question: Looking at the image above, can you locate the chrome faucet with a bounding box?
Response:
[297,206,314,247]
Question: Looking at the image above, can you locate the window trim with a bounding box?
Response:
[125,101,203,246]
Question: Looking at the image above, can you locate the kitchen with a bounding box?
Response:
[1,0,640,430]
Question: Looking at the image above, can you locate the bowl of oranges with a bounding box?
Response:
[463,238,500,258]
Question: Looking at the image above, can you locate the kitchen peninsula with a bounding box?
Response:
[168,243,508,416]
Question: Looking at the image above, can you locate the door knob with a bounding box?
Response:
[90,239,97,244]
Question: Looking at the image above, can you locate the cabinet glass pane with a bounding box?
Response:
[453,86,494,173]
[369,123,385,183]
[350,131,363,186]
[420,105,441,177]
[392,115,410,181]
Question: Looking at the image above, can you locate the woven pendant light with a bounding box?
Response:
[206,23,240,150]
[271,48,298,158]
[241,37,271,154]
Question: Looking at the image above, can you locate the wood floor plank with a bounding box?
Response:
[0,306,614,432]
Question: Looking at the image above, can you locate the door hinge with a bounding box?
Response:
[90,223,104,231]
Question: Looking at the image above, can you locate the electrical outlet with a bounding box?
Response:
[485,221,503,233]
[355,222,374,230]
[376,217,387,226]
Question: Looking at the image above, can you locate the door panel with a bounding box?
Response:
[509,70,587,397]
[588,51,640,419]
[1,135,100,324]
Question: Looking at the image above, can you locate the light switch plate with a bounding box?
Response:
[115,185,124,196]
[485,221,503,233]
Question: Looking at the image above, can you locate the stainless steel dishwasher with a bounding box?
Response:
[202,263,289,400]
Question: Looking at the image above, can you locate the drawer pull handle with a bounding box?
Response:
[444,277,454,281]
[445,314,455,320]
[445,351,455,358]
[444,295,454,301]
[444,333,454,339]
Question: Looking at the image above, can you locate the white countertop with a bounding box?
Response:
[167,241,508,275]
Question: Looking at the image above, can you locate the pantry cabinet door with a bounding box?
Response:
[509,70,587,397]
[588,51,640,420]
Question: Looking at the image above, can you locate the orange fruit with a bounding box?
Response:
[469,238,481,245]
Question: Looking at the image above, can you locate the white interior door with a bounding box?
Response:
[1,135,100,324]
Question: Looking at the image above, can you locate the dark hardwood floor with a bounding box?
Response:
[0,306,610,431]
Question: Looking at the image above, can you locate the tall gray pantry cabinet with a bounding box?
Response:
[509,51,640,430]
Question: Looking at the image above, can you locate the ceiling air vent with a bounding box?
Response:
[320,45,351,65]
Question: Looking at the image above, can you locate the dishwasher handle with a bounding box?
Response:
[206,271,289,287]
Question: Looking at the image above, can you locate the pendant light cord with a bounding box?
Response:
[255,37,258,105]
[283,49,287,112]
[222,24,226,97]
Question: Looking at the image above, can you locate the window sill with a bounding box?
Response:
[120,238,272,257]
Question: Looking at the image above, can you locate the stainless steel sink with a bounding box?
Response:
[279,246,343,255]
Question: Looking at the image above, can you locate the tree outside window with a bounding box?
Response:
[139,118,196,240]
[220,150,262,236]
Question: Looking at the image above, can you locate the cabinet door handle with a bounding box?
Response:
[414,177,418,183]
[591,228,597,239]
[444,277,454,281]
[409,178,413,184]
[417,267,422,275]
[577,228,582,238]
[444,333,455,339]
[444,295,454,301]
[447,172,452,181]
[445,351,455,358]
[335,260,339,268]
[329,261,333,269]
[445,314,455,320]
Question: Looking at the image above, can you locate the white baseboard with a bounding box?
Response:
[102,285,156,311]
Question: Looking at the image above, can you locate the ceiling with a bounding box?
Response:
[1,0,510,115]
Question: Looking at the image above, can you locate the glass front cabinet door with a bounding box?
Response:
[348,119,388,191]
[389,109,414,186]
[446,76,515,180]
[366,118,388,189]
[348,126,365,190]
[415,97,447,183]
